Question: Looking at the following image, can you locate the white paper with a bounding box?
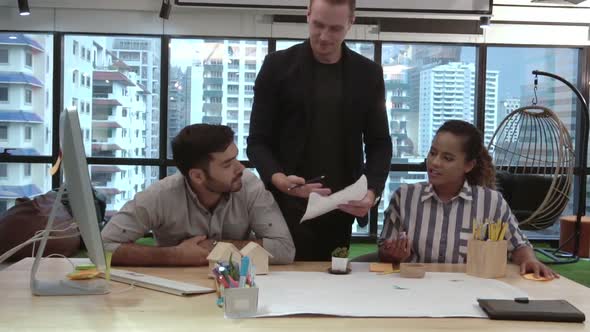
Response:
[300,175,367,222]
[253,264,527,318]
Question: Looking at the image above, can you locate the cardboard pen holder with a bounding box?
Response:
[224,287,259,318]
[466,239,507,279]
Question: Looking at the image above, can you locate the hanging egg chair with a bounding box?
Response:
[487,105,575,230]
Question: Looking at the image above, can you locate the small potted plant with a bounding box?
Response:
[331,247,349,272]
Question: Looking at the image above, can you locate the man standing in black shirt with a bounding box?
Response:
[247,0,392,260]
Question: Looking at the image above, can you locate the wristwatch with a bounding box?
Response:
[369,188,381,207]
[372,195,381,207]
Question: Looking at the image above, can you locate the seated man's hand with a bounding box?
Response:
[338,190,375,217]
[175,235,210,266]
[520,259,560,280]
[271,172,331,198]
[381,237,412,264]
[198,238,217,252]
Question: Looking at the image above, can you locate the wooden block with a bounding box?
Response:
[466,239,507,279]
[400,263,426,278]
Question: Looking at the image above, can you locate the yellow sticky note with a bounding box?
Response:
[523,273,552,282]
[370,263,399,274]
[67,269,100,280]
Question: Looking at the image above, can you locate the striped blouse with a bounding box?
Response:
[378,181,531,263]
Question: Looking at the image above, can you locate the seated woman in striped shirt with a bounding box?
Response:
[378,120,558,279]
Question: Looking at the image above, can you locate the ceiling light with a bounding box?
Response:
[18,0,30,16]
[159,0,171,20]
[480,16,491,29]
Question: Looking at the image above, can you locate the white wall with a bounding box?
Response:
[0,0,588,45]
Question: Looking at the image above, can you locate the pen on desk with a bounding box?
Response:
[287,175,326,191]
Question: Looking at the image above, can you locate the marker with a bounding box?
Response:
[239,256,250,288]
[216,274,229,288]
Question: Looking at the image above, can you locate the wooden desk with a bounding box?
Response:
[0,258,588,331]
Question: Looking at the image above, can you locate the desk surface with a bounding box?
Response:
[0,258,588,332]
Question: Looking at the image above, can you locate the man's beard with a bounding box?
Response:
[203,171,242,194]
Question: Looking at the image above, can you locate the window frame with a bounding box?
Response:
[0,125,8,140]
[23,163,32,177]
[0,85,8,103]
[24,126,32,141]
[25,51,33,68]
[25,88,32,104]
[0,164,7,178]
[0,48,8,64]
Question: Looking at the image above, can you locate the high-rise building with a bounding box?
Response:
[501,98,521,117]
[167,66,191,156]
[0,34,52,212]
[109,38,160,184]
[188,41,267,160]
[418,62,499,156]
[63,36,149,219]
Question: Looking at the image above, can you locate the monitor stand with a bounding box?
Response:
[30,184,109,296]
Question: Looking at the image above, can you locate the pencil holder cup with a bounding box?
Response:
[224,287,259,318]
[466,239,507,279]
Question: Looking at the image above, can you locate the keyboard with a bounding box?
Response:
[103,269,215,296]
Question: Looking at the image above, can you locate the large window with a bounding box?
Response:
[63,35,161,160]
[168,38,268,160]
[90,165,159,220]
[0,163,51,214]
[276,40,375,61]
[63,35,161,218]
[382,44,477,164]
[485,47,579,146]
[486,47,581,239]
[0,32,587,241]
[0,33,53,157]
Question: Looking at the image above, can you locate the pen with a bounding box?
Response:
[287,175,326,191]
[250,264,256,287]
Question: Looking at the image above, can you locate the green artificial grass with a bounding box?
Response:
[532,242,590,287]
[349,243,377,259]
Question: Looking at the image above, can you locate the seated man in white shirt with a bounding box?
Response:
[101,124,295,266]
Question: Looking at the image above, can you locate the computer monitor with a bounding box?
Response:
[30,108,109,296]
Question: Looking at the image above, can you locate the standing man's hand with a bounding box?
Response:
[338,190,376,217]
[175,235,210,266]
[271,172,331,198]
